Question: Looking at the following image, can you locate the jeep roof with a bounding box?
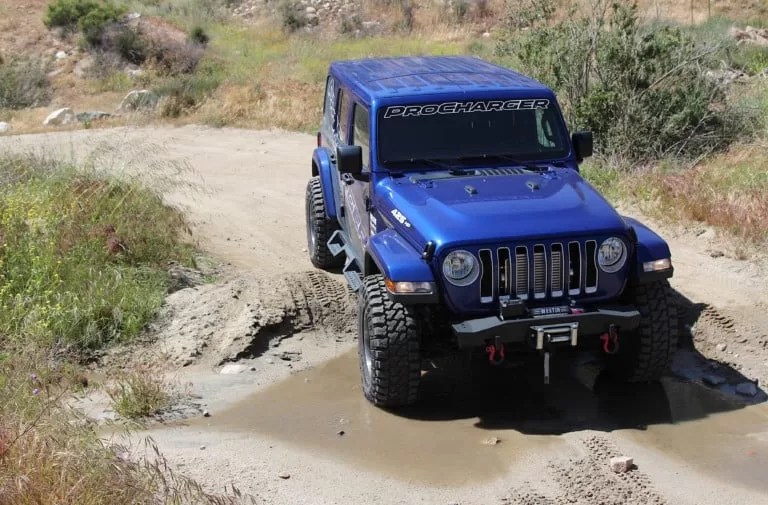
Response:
[328,56,551,103]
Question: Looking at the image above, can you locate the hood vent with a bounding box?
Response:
[476,167,529,177]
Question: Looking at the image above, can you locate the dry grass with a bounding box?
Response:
[640,143,768,243]
[107,369,171,419]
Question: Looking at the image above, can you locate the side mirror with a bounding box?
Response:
[336,145,363,175]
[572,131,593,161]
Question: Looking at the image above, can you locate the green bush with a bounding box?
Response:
[189,25,210,45]
[154,60,223,117]
[78,2,126,45]
[43,0,100,28]
[42,0,125,45]
[279,1,307,32]
[495,1,748,163]
[0,56,50,109]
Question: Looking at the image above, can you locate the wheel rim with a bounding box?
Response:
[306,200,317,256]
[361,307,373,383]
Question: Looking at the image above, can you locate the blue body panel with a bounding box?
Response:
[312,147,337,219]
[623,216,673,268]
[367,229,435,282]
[312,56,672,314]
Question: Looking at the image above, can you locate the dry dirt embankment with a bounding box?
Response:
[2,125,768,505]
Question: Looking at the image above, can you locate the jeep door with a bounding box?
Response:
[337,95,370,265]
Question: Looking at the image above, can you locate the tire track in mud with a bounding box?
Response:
[121,270,357,369]
[511,436,667,505]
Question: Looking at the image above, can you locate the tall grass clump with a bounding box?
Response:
[0,153,193,351]
[495,0,752,164]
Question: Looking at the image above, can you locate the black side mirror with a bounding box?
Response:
[572,131,593,161]
[336,145,363,175]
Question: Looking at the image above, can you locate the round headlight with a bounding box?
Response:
[598,237,627,273]
[442,250,480,286]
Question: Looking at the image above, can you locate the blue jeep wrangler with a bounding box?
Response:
[305,56,677,407]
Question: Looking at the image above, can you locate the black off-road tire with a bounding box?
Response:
[305,176,343,270]
[358,275,421,407]
[610,280,678,382]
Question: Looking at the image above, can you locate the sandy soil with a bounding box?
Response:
[3,125,768,505]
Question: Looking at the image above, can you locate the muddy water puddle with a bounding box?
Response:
[202,351,768,489]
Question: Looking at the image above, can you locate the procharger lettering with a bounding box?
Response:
[383,99,551,119]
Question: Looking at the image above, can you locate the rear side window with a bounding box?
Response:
[337,89,351,143]
[352,103,370,169]
[322,76,336,126]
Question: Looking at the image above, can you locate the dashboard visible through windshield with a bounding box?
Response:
[377,98,570,166]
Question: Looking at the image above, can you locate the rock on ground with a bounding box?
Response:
[609,456,634,473]
[0,122,11,134]
[43,108,76,126]
[117,90,159,112]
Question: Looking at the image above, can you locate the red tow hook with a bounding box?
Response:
[486,336,505,365]
[600,324,620,354]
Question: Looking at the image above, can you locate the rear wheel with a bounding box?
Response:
[305,176,343,269]
[609,280,678,382]
[358,275,421,407]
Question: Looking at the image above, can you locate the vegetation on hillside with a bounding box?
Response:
[0,152,249,502]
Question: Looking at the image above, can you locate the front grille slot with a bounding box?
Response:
[497,247,511,298]
[585,240,598,293]
[479,249,493,303]
[551,243,564,297]
[515,246,529,300]
[568,241,581,295]
[533,245,546,299]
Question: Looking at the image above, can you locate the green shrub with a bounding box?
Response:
[0,56,50,109]
[107,371,170,419]
[452,0,470,22]
[154,60,223,117]
[189,25,210,45]
[495,1,748,163]
[78,2,126,45]
[340,13,363,34]
[43,0,100,28]
[279,0,307,32]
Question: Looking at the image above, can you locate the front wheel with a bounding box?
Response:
[358,275,421,407]
[608,280,678,382]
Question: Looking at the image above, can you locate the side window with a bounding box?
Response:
[337,89,351,143]
[322,76,336,127]
[352,103,370,169]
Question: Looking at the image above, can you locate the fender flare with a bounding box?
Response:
[624,216,674,281]
[366,229,435,282]
[312,147,337,219]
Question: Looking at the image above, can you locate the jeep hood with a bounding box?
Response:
[375,168,628,250]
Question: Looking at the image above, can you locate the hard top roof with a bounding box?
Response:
[328,56,551,103]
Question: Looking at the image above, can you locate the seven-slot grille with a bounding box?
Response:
[478,241,599,302]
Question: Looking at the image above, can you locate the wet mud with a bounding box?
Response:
[199,350,768,490]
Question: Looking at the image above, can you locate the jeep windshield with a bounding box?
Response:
[377,98,570,167]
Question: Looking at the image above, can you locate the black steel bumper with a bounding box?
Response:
[452,307,641,349]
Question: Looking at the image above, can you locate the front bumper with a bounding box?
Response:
[452,307,641,349]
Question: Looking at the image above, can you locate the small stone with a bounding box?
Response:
[200,445,206,450]
[482,436,501,445]
[736,382,758,397]
[267,359,275,365]
[203,410,211,417]
[278,472,291,479]
[710,250,725,258]
[219,363,248,375]
[250,366,257,371]
[306,6,316,13]
[703,374,725,386]
[0,122,11,134]
[55,50,67,59]
[336,430,345,436]
[717,343,727,352]
[482,31,490,38]
[609,456,634,473]
[304,377,310,383]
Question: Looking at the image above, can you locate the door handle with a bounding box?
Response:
[341,173,355,185]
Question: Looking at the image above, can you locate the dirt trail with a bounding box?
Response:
[3,125,768,505]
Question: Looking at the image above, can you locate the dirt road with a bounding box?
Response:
[3,125,768,505]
